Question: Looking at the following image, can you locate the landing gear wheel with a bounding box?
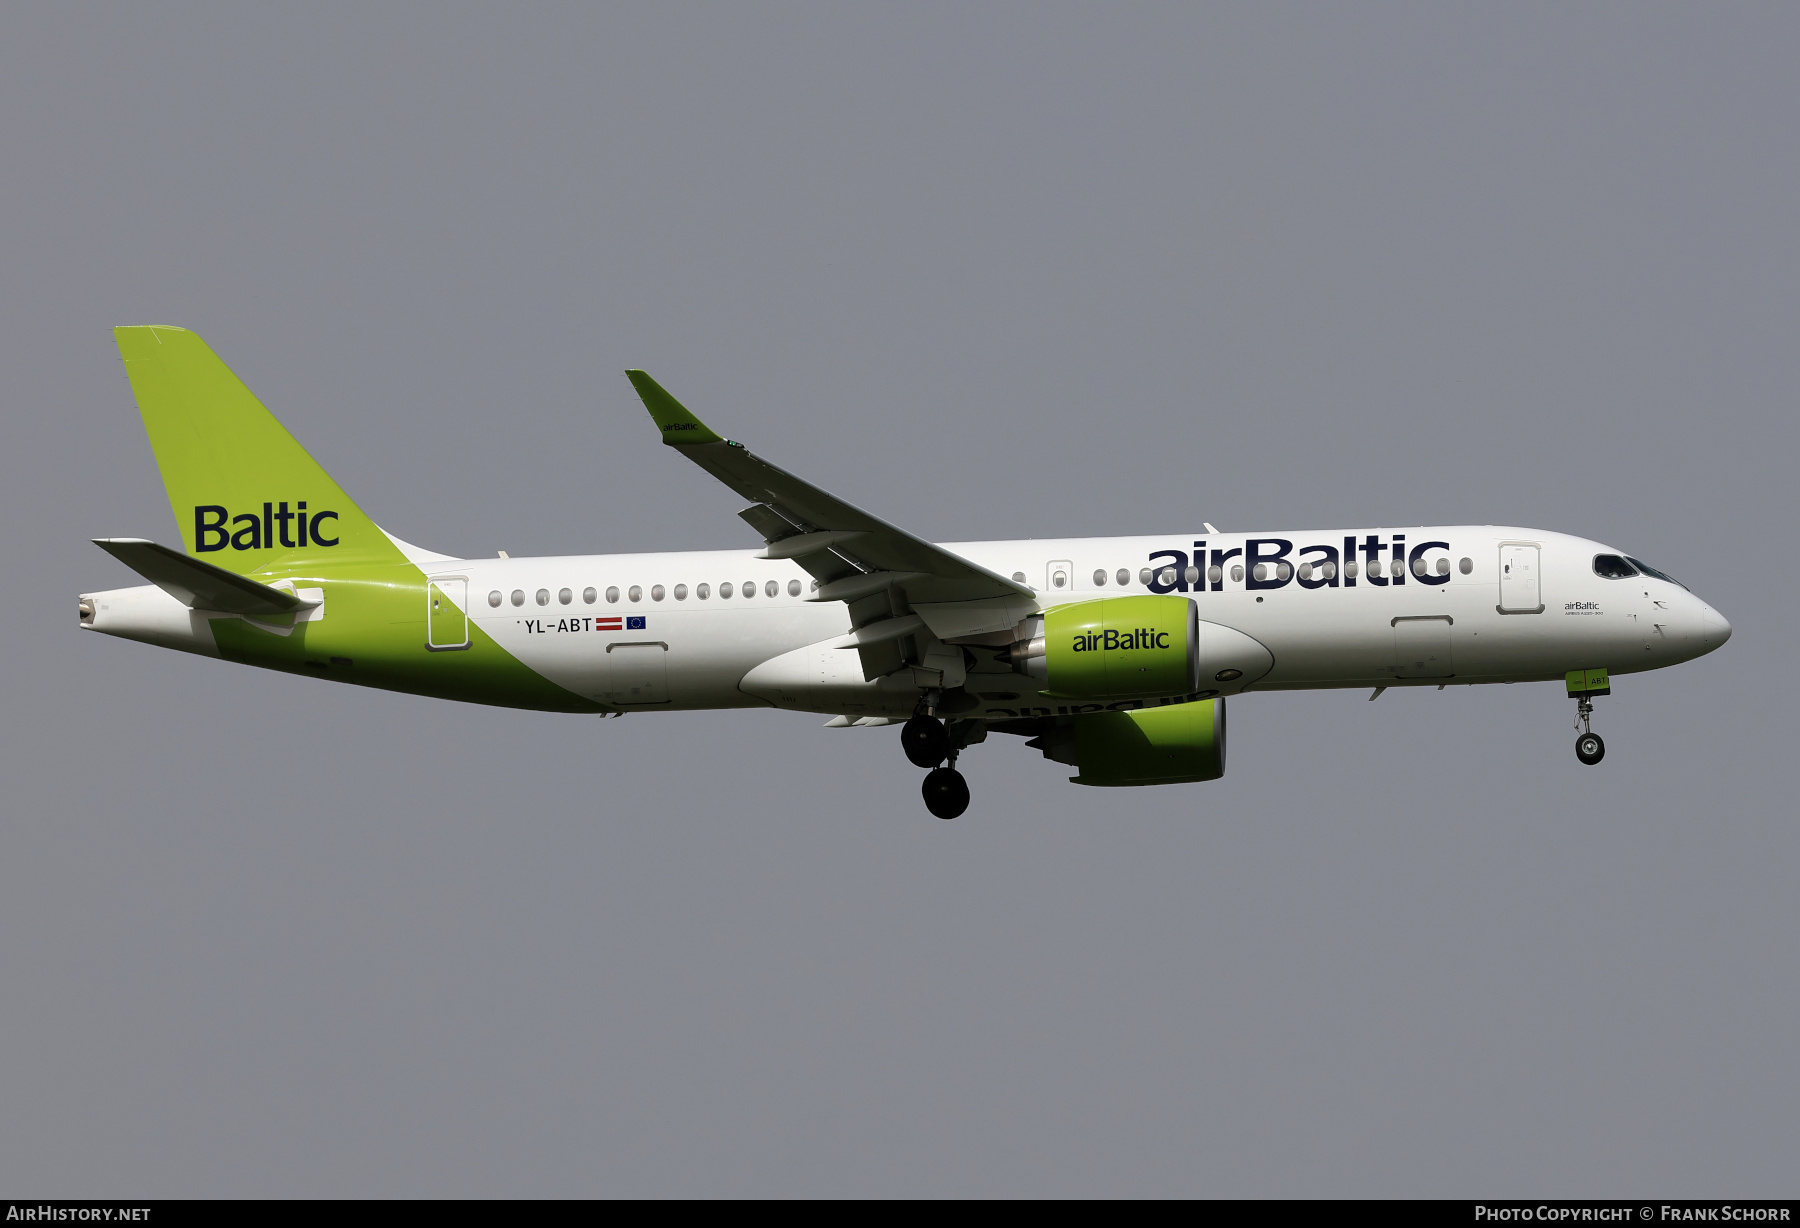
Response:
[902,715,950,768]
[922,767,970,819]
[1575,732,1605,766]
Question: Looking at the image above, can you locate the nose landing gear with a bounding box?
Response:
[902,703,976,819]
[1567,668,1610,766]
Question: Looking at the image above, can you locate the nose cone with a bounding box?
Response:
[1658,592,1731,666]
[1698,600,1732,649]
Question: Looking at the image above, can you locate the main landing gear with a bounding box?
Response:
[901,713,950,769]
[903,701,972,819]
[921,764,971,820]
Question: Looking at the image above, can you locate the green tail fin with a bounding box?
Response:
[114,326,403,574]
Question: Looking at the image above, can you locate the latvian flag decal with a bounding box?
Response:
[596,616,623,631]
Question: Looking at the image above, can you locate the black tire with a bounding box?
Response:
[1575,732,1605,766]
[902,714,950,769]
[922,767,970,819]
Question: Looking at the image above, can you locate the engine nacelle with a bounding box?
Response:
[1027,698,1227,786]
[1008,595,1199,699]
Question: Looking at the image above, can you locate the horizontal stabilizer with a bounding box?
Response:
[93,539,304,616]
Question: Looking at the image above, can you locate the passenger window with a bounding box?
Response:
[651,585,666,601]
[583,587,597,604]
[1051,569,1067,588]
[606,586,620,603]
[1116,569,1129,586]
[1277,562,1291,581]
[720,582,734,598]
[787,579,802,596]
[628,585,643,602]
[742,580,756,598]
[1435,558,1449,576]
[1345,561,1359,579]
[1230,565,1244,583]
[1138,568,1152,585]
[1412,558,1426,577]
[1093,569,1107,587]
[765,580,778,597]
[1322,561,1337,580]
[1207,565,1222,584]
[1299,563,1313,581]
[1184,566,1200,585]
[674,584,688,600]
[1390,560,1403,578]
[697,582,711,600]
[559,587,572,604]
[1159,567,1176,585]
[1252,563,1268,581]
[488,590,502,607]
[535,589,549,606]
[1012,571,1027,584]
[1459,557,1473,574]
[511,590,525,606]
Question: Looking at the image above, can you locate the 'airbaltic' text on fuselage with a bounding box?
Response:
[1139,536,1455,593]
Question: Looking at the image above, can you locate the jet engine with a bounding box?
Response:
[1026,697,1227,786]
[1004,595,1199,699]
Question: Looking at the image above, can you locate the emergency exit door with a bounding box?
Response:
[1498,544,1543,614]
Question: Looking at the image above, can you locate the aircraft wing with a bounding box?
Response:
[93,538,304,617]
[626,371,1037,668]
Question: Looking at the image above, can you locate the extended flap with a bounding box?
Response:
[912,596,1040,641]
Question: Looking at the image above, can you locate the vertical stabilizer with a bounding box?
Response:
[114,326,404,573]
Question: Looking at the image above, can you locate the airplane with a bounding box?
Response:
[80,326,1732,818]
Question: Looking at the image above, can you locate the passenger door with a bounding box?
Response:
[426,576,470,650]
[1498,544,1543,613]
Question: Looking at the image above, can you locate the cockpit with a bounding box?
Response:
[1592,553,1688,590]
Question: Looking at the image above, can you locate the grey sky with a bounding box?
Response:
[2,3,1794,1196]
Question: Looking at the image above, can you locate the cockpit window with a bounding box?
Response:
[1592,554,1639,579]
[1625,556,1688,590]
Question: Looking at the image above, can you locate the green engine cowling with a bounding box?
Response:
[1024,698,1227,786]
[1010,595,1199,699]
[1073,699,1226,786]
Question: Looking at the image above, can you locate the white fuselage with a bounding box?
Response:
[402,525,1727,718]
[90,525,1728,717]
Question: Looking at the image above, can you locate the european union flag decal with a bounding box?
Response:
[626,615,647,630]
